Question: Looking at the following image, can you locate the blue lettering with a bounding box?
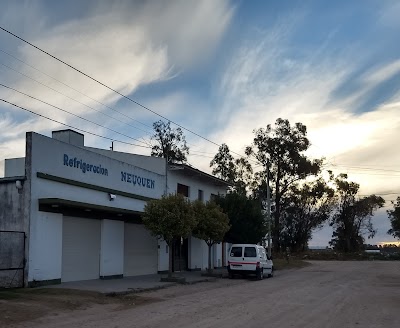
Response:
[121,172,126,181]
[151,180,155,189]
[132,175,137,185]
[127,173,132,183]
[63,154,109,176]
[146,179,150,188]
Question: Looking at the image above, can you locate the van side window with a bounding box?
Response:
[244,247,257,257]
[230,247,242,257]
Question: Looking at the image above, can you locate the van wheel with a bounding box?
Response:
[256,269,263,280]
[268,266,274,278]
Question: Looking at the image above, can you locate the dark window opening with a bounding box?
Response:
[198,189,204,201]
[177,183,189,197]
[244,247,257,257]
[230,247,242,257]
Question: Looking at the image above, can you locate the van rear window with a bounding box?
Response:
[244,247,257,257]
[230,247,242,257]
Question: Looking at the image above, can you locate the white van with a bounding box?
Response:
[227,244,273,280]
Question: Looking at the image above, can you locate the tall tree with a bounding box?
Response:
[192,201,230,274]
[280,177,335,252]
[245,118,323,252]
[151,120,189,164]
[387,196,400,240]
[210,143,253,194]
[329,173,385,252]
[142,194,197,278]
[214,192,266,244]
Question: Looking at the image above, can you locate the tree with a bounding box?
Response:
[245,118,323,252]
[214,192,266,244]
[151,120,189,164]
[387,196,400,240]
[142,194,197,278]
[192,201,230,273]
[329,174,385,252]
[210,143,253,194]
[280,177,335,252]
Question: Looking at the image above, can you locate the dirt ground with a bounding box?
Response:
[2,261,400,328]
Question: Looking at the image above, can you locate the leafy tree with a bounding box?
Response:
[214,192,266,244]
[151,120,189,164]
[387,196,400,240]
[192,201,230,273]
[245,118,323,252]
[142,194,197,278]
[329,174,385,252]
[210,143,253,194]
[280,177,335,252]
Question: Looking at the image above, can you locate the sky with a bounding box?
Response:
[0,0,400,246]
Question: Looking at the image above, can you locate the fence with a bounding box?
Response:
[0,230,25,288]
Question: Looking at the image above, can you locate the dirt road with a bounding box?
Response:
[10,261,400,328]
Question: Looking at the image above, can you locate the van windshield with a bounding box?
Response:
[230,247,242,257]
[244,247,257,257]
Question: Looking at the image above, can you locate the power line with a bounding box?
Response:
[0,48,155,135]
[0,26,240,156]
[0,83,150,146]
[0,61,153,145]
[0,54,224,157]
[0,98,151,149]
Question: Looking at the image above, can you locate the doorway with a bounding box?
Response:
[172,238,188,272]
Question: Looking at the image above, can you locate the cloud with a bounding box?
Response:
[0,0,234,176]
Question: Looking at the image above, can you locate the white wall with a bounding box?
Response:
[87,147,166,176]
[30,132,165,203]
[28,212,62,282]
[213,243,223,268]
[167,171,227,202]
[4,158,25,177]
[189,237,204,270]
[157,239,169,272]
[100,220,124,277]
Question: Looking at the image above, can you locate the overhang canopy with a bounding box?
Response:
[38,198,142,223]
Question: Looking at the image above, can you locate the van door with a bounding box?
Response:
[229,246,243,269]
[242,246,258,271]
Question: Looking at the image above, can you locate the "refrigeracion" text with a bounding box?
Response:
[63,154,109,176]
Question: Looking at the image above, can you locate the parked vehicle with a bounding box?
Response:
[227,244,273,280]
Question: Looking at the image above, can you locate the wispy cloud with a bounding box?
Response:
[0,0,234,176]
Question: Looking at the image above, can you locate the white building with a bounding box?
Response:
[0,129,229,287]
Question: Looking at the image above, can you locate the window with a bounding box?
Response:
[198,189,204,201]
[177,183,189,197]
[230,247,242,257]
[244,247,257,257]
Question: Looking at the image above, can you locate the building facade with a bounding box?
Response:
[0,130,229,288]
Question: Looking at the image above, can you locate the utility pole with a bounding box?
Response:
[266,162,272,258]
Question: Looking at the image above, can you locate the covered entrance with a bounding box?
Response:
[173,238,188,272]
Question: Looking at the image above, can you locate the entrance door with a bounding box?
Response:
[173,238,188,272]
[124,223,158,276]
[62,216,101,282]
